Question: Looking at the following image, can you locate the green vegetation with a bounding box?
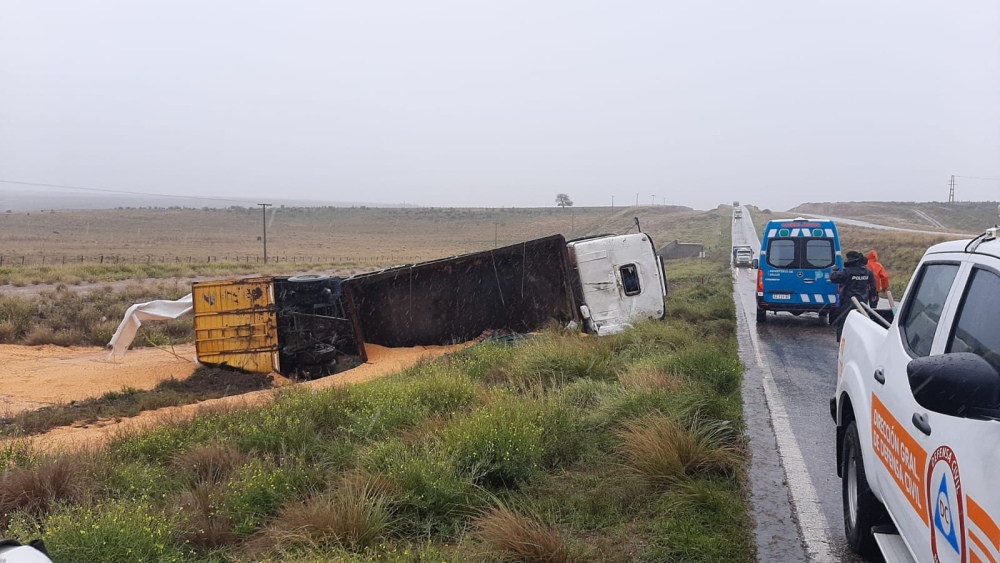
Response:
[0,282,193,346]
[0,255,752,562]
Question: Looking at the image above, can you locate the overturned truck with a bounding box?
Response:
[192,233,667,378]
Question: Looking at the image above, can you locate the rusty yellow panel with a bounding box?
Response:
[192,277,274,313]
[196,350,279,374]
[193,278,279,373]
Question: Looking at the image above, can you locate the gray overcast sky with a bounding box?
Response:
[1,1,998,211]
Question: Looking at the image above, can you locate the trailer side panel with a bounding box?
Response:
[344,235,580,347]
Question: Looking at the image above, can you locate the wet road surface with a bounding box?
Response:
[733,208,873,562]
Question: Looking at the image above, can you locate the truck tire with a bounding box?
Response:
[288,274,331,283]
[756,306,767,324]
[842,420,886,556]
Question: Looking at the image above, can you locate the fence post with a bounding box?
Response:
[100,255,104,264]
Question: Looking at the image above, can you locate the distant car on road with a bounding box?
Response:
[732,245,754,268]
[734,209,743,220]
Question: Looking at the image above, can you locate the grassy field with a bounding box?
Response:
[0,205,694,271]
[0,251,754,562]
[790,201,998,233]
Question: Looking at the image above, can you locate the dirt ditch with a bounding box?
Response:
[1,342,465,452]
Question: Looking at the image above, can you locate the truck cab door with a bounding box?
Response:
[903,263,1000,563]
[869,260,963,557]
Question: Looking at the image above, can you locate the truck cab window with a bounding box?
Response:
[620,264,641,296]
[900,263,959,357]
[804,239,833,268]
[767,239,795,268]
[947,267,1000,375]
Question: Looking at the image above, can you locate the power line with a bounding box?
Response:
[0,179,258,204]
[955,175,1000,182]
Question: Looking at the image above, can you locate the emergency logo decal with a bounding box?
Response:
[927,445,965,563]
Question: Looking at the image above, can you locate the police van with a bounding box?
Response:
[756,217,842,323]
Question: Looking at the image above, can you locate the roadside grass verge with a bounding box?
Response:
[0,257,751,562]
[0,368,273,437]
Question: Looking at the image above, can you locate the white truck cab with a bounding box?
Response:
[568,233,667,336]
[833,226,1000,563]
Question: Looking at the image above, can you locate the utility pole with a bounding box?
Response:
[494,220,499,248]
[258,203,271,263]
[651,194,655,206]
[948,175,955,203]
[611,195,614,212]
[635,192,639,206]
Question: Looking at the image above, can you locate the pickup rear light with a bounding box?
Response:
[757,269,764,293]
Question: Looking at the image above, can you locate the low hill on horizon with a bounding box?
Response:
[788,201,999,233]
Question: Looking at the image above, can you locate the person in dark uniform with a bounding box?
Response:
[829,250,877,341]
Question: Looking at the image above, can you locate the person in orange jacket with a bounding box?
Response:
[866,250,889,307]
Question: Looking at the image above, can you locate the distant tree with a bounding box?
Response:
[555,193,573,209]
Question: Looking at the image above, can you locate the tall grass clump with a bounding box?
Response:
[6,499,187,563]
[664,344,743,396]
[617,415,741,487]
[363,439,476,533]
[473,503,588,563]
[443,401,544,488]
[483,334,616,389]
[222,459,306,535]
[0,456,95,522]
[261,478,392,554]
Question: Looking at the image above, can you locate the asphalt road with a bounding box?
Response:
[733,208,872,563]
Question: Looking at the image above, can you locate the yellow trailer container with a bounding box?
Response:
[192,277,279,373]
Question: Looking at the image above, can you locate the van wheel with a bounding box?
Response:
[842,420,886,556]
[756,307,767,324]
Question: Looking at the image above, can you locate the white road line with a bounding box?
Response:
[734,212,835,562]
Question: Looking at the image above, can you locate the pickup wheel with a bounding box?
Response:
[755,306,767,324]
[842,420,887,556]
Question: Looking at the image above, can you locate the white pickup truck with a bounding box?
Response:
[832,226,1000,563]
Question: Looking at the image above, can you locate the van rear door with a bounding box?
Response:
[761,236,839,310]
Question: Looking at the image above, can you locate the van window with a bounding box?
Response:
[766,238,834,269]
[767,240,796,268]
[946,267,1000,374]
[620,264,641,296]
[900,263,959,357]
[805,240,834,268]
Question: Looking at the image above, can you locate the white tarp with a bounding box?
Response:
[107,293,194,358]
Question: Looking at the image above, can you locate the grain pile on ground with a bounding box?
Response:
[15,342,464,451]
[0,343,199,415]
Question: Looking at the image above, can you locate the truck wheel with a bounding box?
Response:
[756,306,766,324]
[288,274,331,283]
[842,420,886,556]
